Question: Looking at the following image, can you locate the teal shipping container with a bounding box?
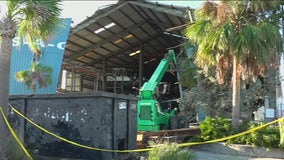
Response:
[9,18,71,95]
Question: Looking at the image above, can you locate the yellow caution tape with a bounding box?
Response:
[0,105,33,160]
[280,118,284,145]
[7,103,284,153]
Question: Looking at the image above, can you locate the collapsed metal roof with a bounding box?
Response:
[62,0,195,91]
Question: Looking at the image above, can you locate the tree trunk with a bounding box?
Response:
[232,56,241,129]
[0,36,13,156]
[0,16,16,156]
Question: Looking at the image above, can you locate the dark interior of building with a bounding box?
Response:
[61,0,195,102]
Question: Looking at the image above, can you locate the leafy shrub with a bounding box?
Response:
[199,117,282,149]
[230,122,281,148]
[149,142,196,160]
[199,117,234,141]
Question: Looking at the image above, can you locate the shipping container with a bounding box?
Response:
[9,92,138,160]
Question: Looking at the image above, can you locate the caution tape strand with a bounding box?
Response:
[0,105,33,160]
[6,103,284,153]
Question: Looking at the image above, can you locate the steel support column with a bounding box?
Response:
[103,58,107,91]
[139,44,144,88]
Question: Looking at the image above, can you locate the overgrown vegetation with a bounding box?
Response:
[230,122,282,149]
[148,142,196,160]
[179,72,232,119]
[200,117,234,141]
[184,0,283,129]
[197,117,284,149]
[179,63,277,122]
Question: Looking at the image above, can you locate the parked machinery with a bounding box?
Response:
[137,50,182,131]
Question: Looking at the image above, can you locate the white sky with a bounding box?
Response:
[60,1,117,26]
[0,1,203,26]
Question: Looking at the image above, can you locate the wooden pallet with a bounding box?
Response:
[137,127,201,149]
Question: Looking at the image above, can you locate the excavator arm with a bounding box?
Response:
[140,50,177,100]
[138,50,178,131]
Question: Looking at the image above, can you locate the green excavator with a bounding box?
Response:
[137,50,180,131]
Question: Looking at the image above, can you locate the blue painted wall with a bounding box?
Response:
[9,18,72,95]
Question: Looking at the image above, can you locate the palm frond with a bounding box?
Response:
[15,70,31,82]
[35,63,53,75]
[15,61,53,91]
[7,0,20,17]
[195,1,218,20]
[258,21,282,52]
[184,19,212,44]
[249,0,281,13]
[15,70,32,89]
[187,21,233,72]
[235,20,281,81]
[180,58,198,88]
[10,0,62,55]
[185,0,283,84]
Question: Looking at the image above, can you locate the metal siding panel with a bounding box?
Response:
[9,18,72,95]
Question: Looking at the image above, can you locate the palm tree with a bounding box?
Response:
[15,61,53,93]
[0,0,62,155]
[185,1,283,129]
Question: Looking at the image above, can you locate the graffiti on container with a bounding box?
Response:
[43,108,73,122]
[119,102,127,110]
[29,106,90,123]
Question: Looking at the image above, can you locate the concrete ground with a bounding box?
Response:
[33,143,284,160]
[193,150,284,160]
[190,143,284,160]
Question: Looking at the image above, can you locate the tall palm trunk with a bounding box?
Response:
[0,16,16,155]
[217,2,242,128]
[232,55,241,129]
[31,55,39,93]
